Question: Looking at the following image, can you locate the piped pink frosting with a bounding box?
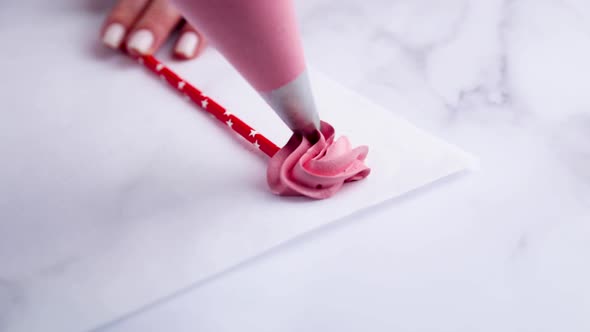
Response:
[267,121,371,199]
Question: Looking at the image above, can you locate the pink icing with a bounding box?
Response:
[267,122,371,199]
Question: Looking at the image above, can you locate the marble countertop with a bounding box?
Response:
[4,0,590,331]
[101,0,590,331]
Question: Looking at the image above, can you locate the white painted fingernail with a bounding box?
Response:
[102,23,126,49]
[175,32,199,58]
[127,29,154,54]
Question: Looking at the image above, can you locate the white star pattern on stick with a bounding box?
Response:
[138,56,283,159]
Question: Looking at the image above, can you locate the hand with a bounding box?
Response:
[100,0,205,59]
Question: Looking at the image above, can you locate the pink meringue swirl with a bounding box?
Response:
[267,121,371,199]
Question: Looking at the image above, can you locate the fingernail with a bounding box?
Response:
[102,23,126,49]
[175,32,199,58]
[127,29,154,55]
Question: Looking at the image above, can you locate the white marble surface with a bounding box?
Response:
[0,1,477,332]
[3,0,590,331]
[99,0,590,331]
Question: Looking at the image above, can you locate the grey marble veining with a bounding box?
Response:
[298,0,590,209]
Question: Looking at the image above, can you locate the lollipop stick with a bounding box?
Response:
[137,55,280,157]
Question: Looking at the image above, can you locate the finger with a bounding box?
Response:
[126,0,182,56]
[173,23,207,60]
[101,0,150,50]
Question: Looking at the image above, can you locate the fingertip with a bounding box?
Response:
[102,22,126,49]
[101,0,150,51]
[127,29,155,55]
[174,31,200,59]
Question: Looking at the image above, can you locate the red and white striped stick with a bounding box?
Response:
[137,55,281,157]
